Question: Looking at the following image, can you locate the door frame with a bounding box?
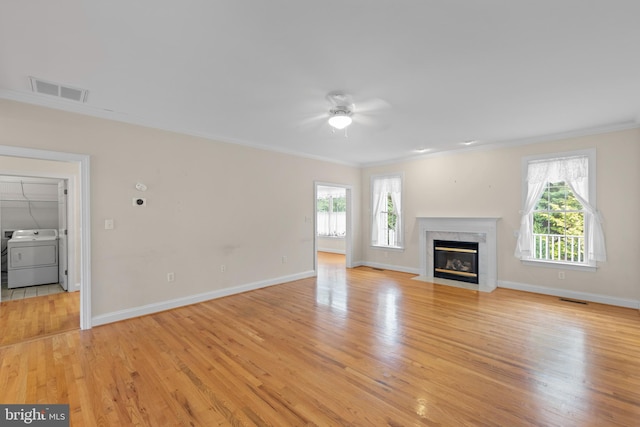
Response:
[0,145,91,329]
[314,181,353,271]
[58,180,68,291]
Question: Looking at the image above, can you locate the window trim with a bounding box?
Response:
[370,172,404,250]
[522,258,597,272]
[519,148,598,269]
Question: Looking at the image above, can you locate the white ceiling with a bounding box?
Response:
[1,1,639,166]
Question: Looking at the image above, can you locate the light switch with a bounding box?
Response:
[105,219,114,230]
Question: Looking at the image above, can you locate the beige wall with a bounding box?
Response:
[0,99,362,320]
[361,128,640,304]
[2,97,637,320]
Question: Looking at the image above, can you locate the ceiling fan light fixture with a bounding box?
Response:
[328,109,353,130]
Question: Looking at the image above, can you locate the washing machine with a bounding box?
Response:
[7,229,59,289]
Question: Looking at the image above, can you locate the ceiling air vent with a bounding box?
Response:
[29,77,89,103]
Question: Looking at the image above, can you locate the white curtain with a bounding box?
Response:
[371,175,402,246]
[317,187,347,237]
[514,156,606,262]
[389,182,402,246]
[565,171,607,262]
[514,178,547,259]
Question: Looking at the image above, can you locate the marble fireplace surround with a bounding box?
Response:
[417,217,499,292]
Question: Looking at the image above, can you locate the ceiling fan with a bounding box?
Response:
[327,91,355,130]
[300,91,390,132]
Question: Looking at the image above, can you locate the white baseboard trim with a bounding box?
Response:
[359,261,420,275]
[499,280,640,309]
[91,270,316,327]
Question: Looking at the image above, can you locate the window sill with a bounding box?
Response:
[371,245,404,252]
[522,259,597,272]
[317,235,346,239]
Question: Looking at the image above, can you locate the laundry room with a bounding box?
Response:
[0,176,64,300]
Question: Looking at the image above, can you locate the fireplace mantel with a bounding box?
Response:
[417,217,499,292]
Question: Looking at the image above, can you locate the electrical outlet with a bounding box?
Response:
[220,264,226,273]
[104,219,114,230]
[167,272,175,282]
[558,271,565,280]
[282,255,287,264]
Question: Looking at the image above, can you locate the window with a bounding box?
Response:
[515,150,606,266]
[533,181,585,262]
[317,186,346,237]
[371,174,402,248]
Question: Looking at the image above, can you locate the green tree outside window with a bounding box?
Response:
[533,181,585,261]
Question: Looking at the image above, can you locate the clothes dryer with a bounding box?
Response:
[7,229,59,289]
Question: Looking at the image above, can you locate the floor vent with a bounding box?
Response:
[29,77,89,102]
[371,267,385,271]
[559,298,588,305]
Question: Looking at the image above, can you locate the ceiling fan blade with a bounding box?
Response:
[296,112,328,130]
[352,114,374,125]
[354,97,391,114]
[352,110,391,130]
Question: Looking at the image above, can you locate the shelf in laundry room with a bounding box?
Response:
[0,199,58,207]
[0,199,57,202]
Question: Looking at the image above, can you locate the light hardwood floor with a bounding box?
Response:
[0,289,79,346]
[1,252,639,426]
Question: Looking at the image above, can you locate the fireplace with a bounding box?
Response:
[416,217,499,292]
[433,240,479,284]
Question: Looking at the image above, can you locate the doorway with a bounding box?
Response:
[0,145,91,336]
[314,182,353,272]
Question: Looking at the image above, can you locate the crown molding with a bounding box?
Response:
[2,89,637,170]
[362,120,640,168]
[0,90,361,168]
